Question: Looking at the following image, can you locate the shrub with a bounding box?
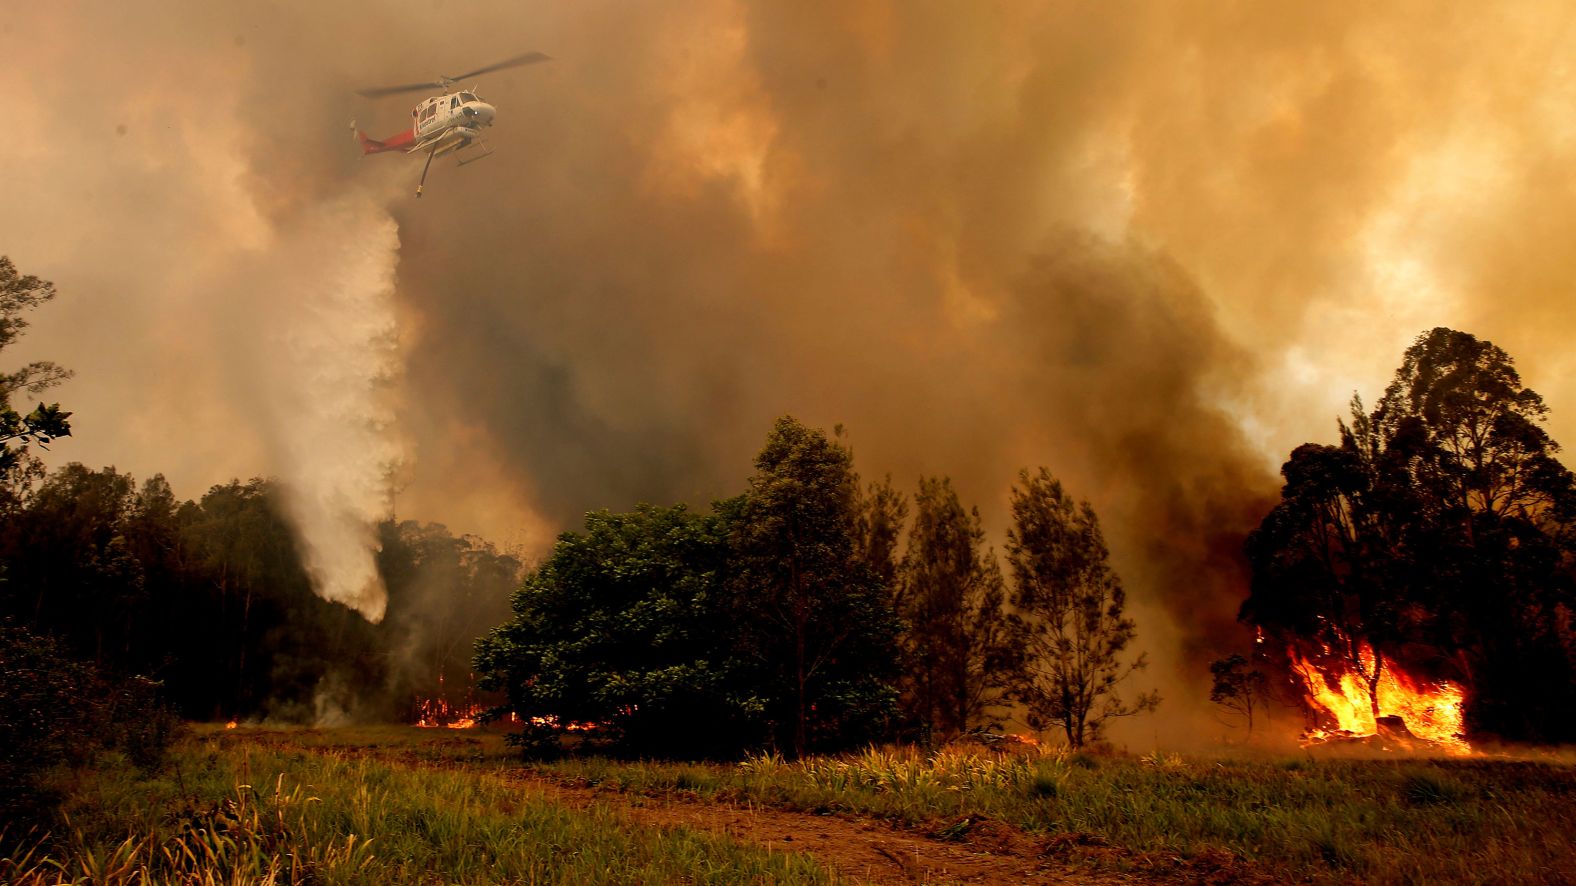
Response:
[0,624,100,819]
[0,624,182,825]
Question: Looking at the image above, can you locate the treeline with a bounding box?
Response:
[1241,328,1576,742]
[476,416,1157,758]
[0,465,521,722]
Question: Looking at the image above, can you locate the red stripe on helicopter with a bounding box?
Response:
[358,127,417,155]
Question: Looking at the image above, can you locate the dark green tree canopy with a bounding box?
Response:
[476,416,903,759]
[475,503,741,756]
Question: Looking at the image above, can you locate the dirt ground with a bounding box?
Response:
[518,774,1139,885]
[277,735,1273,885]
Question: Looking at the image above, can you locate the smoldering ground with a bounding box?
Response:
[6,1,1576,742]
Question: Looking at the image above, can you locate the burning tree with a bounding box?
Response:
[1243,328,1576,745]
[1005,468,1159,749]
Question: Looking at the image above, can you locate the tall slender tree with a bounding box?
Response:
[855,473,907,595]
[896,476,1013,742]
[729,416,900,756]
[1006,468,1157,748]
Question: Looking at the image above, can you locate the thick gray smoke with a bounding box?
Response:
[8,1,1576,740]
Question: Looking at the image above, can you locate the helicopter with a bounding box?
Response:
[352,52,550,197]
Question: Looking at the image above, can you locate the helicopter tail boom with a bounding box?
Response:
[355,125,417,155]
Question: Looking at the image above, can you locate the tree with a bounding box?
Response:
[1209,653,1269,735]
[474,504,742,756]
[855,474,907,593]
[1242,328,1576,740]
[0,464,144,666]
[1005,468,1158,748]
[1240,437,1404,722]
[729,416,901,756]
[0,257,71,502]
[379,519,521,716]
[895,476,1013,742]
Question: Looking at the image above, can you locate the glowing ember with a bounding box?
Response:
[225,720,238,730]
[1289,641,1470,754]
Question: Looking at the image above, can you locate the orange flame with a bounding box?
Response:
[521,713,601,732]
[1289,641,1470,754]
[414,695,482,729]
[225,720,238,730]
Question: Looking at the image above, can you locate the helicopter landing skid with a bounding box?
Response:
[457,143,494,167]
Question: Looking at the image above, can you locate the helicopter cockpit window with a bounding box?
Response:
[459,93,477,103]
[451,97,460,109]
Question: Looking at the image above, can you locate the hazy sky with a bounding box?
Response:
[6,0,1575,736]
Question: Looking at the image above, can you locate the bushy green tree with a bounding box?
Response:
[476,504,743,756]
[476,416,904,759]
[1,465,143,666]
[1006,468,1157,748]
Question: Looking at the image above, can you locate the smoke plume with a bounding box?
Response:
[7,1,1576,737]
[252,196,403,622]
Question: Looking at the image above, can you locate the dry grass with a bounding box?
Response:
[11,726,1574,885]
[1,729,835,885]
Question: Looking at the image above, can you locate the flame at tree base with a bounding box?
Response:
[1290,641,1471,755]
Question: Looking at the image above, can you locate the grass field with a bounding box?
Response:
[5,725,1574,884]
[1,727,835,885]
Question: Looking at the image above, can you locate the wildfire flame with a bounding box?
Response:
[225,720,238,730]
[412,673,607,732]
[414,695,481,729]
[521,713,601,732]
[1289,640,1470,755]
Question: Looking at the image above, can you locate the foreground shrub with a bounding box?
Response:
[0,624,181,826]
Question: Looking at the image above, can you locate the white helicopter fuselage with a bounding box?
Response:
[411,90,497,157]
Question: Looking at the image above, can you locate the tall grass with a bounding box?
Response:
[2,736,836,885]
[539,741,1576,885]
[24,727,1571,885]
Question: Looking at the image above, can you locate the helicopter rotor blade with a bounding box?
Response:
[357,80,447,98]
[444,51,551,83]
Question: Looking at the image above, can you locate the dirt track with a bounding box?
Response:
[255,733,1275,884]
[512,773,1138,885]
